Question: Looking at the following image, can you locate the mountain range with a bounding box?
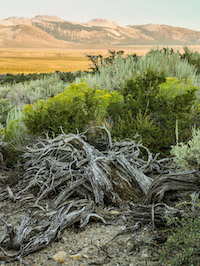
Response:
[0,15,200,48]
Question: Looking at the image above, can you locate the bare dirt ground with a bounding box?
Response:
[1,133,199,266]
[0,169,158,266]
[0,201,157,266]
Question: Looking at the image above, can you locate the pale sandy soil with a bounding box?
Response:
[0,201,157,266]
[0,170,157,266]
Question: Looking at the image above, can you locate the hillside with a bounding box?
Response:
[32,14,65,23]
[0,16,33,26]
[0,15,200,47]
[0,24,69,48]
[87,19,119,28]
[131,24,200,44]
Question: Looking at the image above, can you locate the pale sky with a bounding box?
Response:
[0,0,200,31]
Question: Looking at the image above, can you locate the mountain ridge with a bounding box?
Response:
[0,15,200,48]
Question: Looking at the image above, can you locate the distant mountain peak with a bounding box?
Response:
[130,23,200,34]
[87,19,119,28]
[136,24,162,32]
[0,15,200,48]
[32,14,64,22]
[0,16,33,26]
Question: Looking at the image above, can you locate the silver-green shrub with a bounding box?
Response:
[75,55,137,91]
[171,127,200,169]
[74,50,199,91]
[0,73,69,105]
[3,107,31,152]
[0,133,5,162]
[139,50,198,84]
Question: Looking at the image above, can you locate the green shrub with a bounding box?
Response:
[155,78,198,147]
[23,82,123,136]
[0,107,31,164]
[0,73,68,106]
[155,196,200,265]
[146,48,199,85]
[110,73,199,155]
[171,127,200,169]
[111,109,161,150]
[4,107,29,148]
[0,71,88,86]
[86,50,135,73]
[0,98,13,127]
[74,49,199,92]
[0,133,5,162]
[3,118,29,152]
[181,46,200,74]
[75,55,137,91]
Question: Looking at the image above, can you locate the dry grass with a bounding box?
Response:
[0,49,91,74]
[1,45,200,74]
[0,56,89,74]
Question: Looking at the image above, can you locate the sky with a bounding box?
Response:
[0,0,200,31]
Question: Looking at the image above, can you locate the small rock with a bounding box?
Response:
[116,239,123,245]
[125,237,131,242]
[52,251,67,263]
[70,252,83,260]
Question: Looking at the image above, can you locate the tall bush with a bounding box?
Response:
[0,107,31,164]
[171,127,200,169]
[110,73,199,155]
[74,49,199,91]
[0,98,13,127]
[23,82,123,136]
[0,73,68,105]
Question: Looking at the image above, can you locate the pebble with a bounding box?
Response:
[1,222,154,265]
[52,251,67,263]
[70,252,83,260]
[116,239,123,245]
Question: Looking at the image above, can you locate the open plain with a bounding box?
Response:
[1,45,200,74]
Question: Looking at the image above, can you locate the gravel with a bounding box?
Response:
[0,220,156,265]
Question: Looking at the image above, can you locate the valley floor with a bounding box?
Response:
[1,45,200,74]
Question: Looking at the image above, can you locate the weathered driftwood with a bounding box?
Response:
[125,202,180,228]
[145,170,200,204]
[0,128,198,263]
[18,130,161,206]
[0,199,95,262]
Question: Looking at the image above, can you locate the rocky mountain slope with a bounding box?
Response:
[0,15,200,48]
[0,15,73,48]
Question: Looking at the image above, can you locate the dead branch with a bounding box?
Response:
[18,131,162,206]
[0,128,194,263]
[125,202,180,226]
[145,170,200,204]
